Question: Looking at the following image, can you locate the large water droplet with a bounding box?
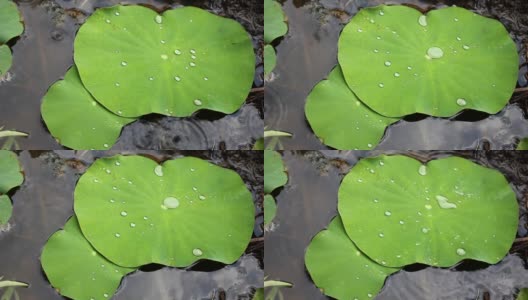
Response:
[199,195,206,200]
[193,248,203,256]
[384,61,391,67]
[456,98,467,106]
[174,49,181,55]
[384,211,391,216]
[163,197,180,209]
[456,248,466,255]
[120,211,127,217]
[426,47,444,59]
[418,165,427,175]
[463,45,470,50]
[174,76,181,82]
[379,233,384,238]
[394,72,400,77]
[378,83,384,88]
[436,195,457,209]
[154,165,163,177]
[115,233,121,238]
[130,223,136,228]
[155,15,162,24]
[194,99,203,106]
[418,15,427,26]
[121,61,127,67]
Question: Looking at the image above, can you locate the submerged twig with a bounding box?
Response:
[250,237,264,243]
[514,87,528,93]
[251,87,265,93]
[514,236,528,243]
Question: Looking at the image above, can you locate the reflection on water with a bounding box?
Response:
[115,255,262,300]
[265,0,528,149]
[0,150,263,299]
[265,150,528,299]
[0,0,263,150]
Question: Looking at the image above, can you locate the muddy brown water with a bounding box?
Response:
[0,150,263,299]
[265,150,528,299]
[0,0,263,150]
[265,0,528,150]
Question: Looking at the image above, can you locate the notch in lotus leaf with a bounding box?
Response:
[305,216,399,300]
[305,66,399,149]
[74,155,255,267]
[41,216,135,300]
[0,0,24,77]
[338,5,518,117]
[41,66,137,150]
[74,5,255,118]
[338,155,518,267]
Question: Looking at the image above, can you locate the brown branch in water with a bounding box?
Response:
[250,237,264,243]
[514,87,528,93]
[251,87,265,93]
[514,236,528,243]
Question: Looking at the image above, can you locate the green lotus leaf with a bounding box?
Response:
[41,216,134,300]
[264,0,288,44]
[0,150,23,194]
[264,150,287,194]
[0,195,12,225]
[305,66,399,150]
[74,155,255,267]
[0,0,23,43]
[305,216,399,300]
[264,44,276,76]
[0,45,12,76]
[252,288,264,300]
[74,5,255,118]
[338,5,518,117]
[518,289,528,300]
[517,138,528,150]
[264,194,276,226]
[41,66,136,150]
[338,155,518,267]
